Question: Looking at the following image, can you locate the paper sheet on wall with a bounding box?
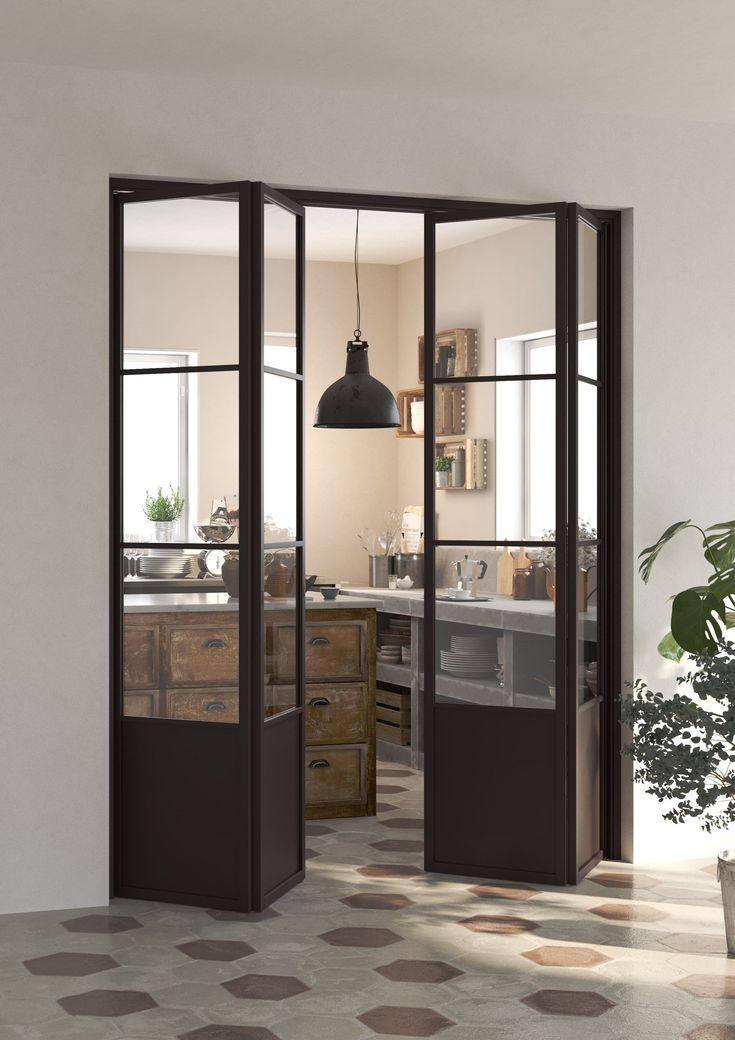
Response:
[402,506,424,554]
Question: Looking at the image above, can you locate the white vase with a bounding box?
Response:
[153,521,175,543]
[435,471,449,489]
[410,400,425,434]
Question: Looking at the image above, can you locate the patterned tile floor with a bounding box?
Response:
[1,762,734,1039]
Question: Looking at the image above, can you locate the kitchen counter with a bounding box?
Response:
[123,592,379,614]
[340,586,595,637]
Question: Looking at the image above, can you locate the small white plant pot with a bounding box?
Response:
[410,401,425,434]
[153,521,175,543]
[435,471,449,489]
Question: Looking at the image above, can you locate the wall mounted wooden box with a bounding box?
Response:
[396,384,466,437]
[435,437,489,490]
[418,328,478,381]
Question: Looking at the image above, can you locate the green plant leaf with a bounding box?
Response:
[704,522,735,571]
[657,631,685,662]
[638,520,692,583]
[671,588,726,656]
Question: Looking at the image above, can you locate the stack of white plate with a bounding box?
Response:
[138,549,192,579]
[440,634,498,678]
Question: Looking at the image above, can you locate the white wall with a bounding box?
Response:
[2,57,734,910]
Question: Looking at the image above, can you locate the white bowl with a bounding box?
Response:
[447,588,471,600]
[395,576,414,589]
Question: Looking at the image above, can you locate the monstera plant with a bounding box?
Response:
[639,519,735,661]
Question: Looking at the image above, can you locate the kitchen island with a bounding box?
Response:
[123,592,378,819]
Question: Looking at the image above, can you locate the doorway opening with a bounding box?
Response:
[112,181,621,910]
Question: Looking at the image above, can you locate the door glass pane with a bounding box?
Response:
[122,548,238,722]
[434,380,555,543]
[264,201,297,371]
[123,195,238,368]
[577,219,598,379]
[435,215,556,378]
[435,545,555,709]
[578,543,599,705]
[264,373,297,543]
[264,548,299,717]
[123,370,239,545]
[578,380,598,532]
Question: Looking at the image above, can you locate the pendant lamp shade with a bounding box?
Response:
[314,341,400,429]
[313,209,400,430]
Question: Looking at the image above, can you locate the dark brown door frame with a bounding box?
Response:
[111,178,622,898]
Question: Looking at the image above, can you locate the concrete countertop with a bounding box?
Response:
[124,592,379,614]
[341,585,596,637]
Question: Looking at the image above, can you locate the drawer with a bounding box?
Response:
[167,626,238,686]
[306,683,367,745]
[123,625,158,690]
[264,684,297,718]
[305,747,365,806]
[167,687,239,724]
[123,691,157,718]
[274,622,365,682]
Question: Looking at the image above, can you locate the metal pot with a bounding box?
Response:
[394,553,424,589]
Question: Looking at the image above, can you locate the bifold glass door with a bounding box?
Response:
[112,180,305,911]
[423,202,606,884]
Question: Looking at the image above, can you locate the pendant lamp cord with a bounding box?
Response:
[353,209,361,341]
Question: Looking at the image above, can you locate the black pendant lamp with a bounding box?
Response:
[314,211,400,429]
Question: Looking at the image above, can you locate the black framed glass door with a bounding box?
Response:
[111,179,305,910]
[423,202,607,884]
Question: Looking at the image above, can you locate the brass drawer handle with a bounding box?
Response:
[205,700,227,712]
[309,636,331,647]
[308,758,330,769]
[308,696,331,707]
[205,638,226,649]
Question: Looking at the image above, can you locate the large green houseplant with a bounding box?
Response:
[623,518,735,950]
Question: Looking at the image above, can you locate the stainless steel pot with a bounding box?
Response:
[394,553,424,589]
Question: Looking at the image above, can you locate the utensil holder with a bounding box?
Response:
[369,555,393,588]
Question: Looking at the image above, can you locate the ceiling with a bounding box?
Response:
[123,199,521,264]
[2,0,735,124]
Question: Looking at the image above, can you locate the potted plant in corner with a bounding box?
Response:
[435,455,451,489]
[143,486,185,542]
[622,518,735,951]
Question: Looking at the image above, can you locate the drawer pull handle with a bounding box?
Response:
[205,700,227,712]
[308,696,331,707]
[205,638,226,649]
[310,636,331,647]
[308,758,331,769]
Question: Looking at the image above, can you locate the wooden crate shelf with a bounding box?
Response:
[395,385,466,438]
[375,686,411,746]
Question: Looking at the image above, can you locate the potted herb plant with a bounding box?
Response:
[143,486,185,542]
[537,522,597,608]
[435,455,451,489]
[622,518,735,951]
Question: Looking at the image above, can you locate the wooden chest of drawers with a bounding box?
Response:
[122,605,376,820]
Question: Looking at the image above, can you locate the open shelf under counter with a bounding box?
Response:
[376,660,412,688]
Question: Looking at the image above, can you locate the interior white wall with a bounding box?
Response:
[1,57,733,910]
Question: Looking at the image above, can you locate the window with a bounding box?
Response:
[122,351,195,538]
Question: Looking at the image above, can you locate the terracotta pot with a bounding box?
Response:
[222,559,239,599]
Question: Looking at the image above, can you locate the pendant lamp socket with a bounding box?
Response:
[314,340,400,429]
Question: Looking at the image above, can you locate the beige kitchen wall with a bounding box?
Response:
[123,249,400,583]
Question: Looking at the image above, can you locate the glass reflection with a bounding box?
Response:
[264,548,299,719]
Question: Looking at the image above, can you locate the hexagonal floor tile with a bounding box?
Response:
[589,902,668,922]
[23,952,119,976]
[377,769,413,777]
[589,871,657,888]
[380,818,424,829]
[358,1004,454,1036]
[521,989,615,1017]
[177,939,255,961]
[206,908,279,922]
[375,959,463,983]
[522,945,610,968]
[57,989,158,1016]
[222,973,310,1000]
[659,932,727,955]
[377,803,399,813]
[305,824,334,836]
[701,862,719,877]
[458,915,540,935]
[376,785,408,794]
[319,927,402,948]
[468,883,538,901]
[61,914,143,933]
[305,848,320,860]
[371,839,424,853]
[687,1027,735,1040]
[341,893,415,911]
[358,864,423,879]
[180,1028,281,1040]
[675,975,735,998]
